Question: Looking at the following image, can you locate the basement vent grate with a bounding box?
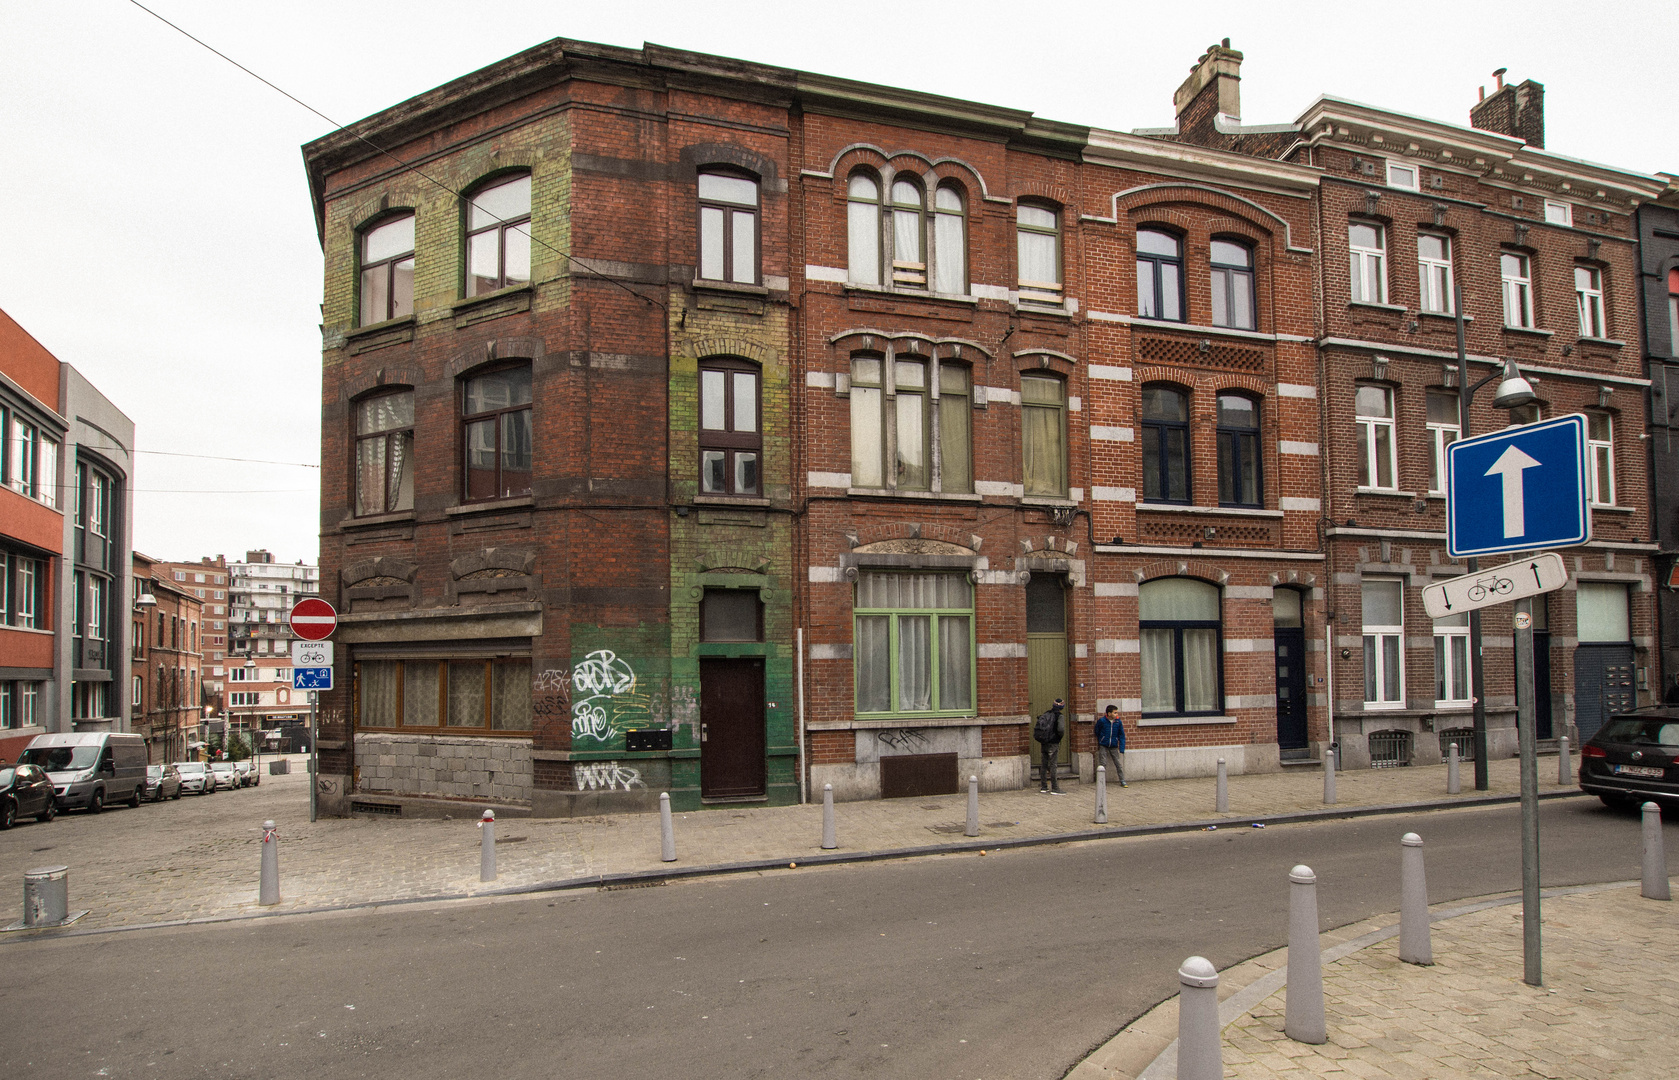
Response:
[350,801,402,816]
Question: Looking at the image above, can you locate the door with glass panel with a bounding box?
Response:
[1574,583,1634,743]
[1273,588,1308,751]
[1026,573,1070,778]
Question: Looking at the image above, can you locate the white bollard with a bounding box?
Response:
[479,810,497,882]
[965,775,980,837]
[1448,744,1461,795]
[1094,765,1108,825]
[1398,833,1432,965]
[660,792,677,863]
[822,783,837,850]
[1642,802,1670,901]
[1175,956,1224,1080]
[1557,736,1572,786]
[1216,757,1229,813]
[1285,864,1327,1044]
[24,865,71,925]
[259,820,280,905]
[1323,748,1337,806]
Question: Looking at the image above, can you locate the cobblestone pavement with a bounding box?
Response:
[0,755,1574,932]
[1073,884,1678,1080]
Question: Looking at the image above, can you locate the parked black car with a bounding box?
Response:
[1,764,58,828]
[1579,708,1679,808]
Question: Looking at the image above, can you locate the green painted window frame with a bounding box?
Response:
[852,571,976,719]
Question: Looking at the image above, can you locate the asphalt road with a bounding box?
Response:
[0,796,1665,1080]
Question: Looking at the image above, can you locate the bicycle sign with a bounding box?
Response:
[1422,552,1568,619]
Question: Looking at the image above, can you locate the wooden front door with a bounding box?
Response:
[1026,573,1070,778]
[700,658,766,799]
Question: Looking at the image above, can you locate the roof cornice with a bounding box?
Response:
[1084,127,1321,194]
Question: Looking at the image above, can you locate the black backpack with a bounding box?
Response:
[1033,709,1060,743]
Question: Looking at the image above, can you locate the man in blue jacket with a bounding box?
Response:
[1095,704,1127,787]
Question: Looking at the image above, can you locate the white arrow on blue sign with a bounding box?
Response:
[1446,414,1591,559]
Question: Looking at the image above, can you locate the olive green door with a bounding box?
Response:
[1027,573,1070,778]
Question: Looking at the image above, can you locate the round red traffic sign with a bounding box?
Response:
[289,597,338,641]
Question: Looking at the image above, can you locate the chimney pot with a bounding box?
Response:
[1494,67,1507,89]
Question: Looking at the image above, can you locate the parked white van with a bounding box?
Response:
[18,732,147,812]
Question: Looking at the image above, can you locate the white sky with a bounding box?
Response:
[4,0,1675,565]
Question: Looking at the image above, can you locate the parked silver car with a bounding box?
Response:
[208,762,240,790]
[232,761,259,787]
[174,761,214,795]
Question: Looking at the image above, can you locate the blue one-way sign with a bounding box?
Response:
[1447,414,1590,559]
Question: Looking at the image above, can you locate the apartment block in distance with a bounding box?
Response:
[130,551,203,763]
[227,549,319,749]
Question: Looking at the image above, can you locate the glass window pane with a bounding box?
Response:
[1019,231,1058,285]
[1143,385,1186,421]
[698,173,757,206]
[500,409,533,491]
[1210,240,1249,266]
[733,372,757,432]
[897,616,932,711]
[1451,636,1469,699]
[1209,270,1227,327]
[1231,270,1253,329]
[699,207,725,280]
[848,201,880,285]
[1140,578,1220,621]
[735,452,758,494]
[848,174,878,200]
[851,357,881,387]
[1374,424,1393,487]
[1355,385,1391,418]
[1418,234,1446,261]
[893,208,922,265]
[1349,223,1381,250]
[1382,636,1401,700]
[1364,636,1378,700]
[359,392,414,435]
[1137,260,1157,318]
[364,215,414,263]
[1577,582,1629,642]
[392,258,414,319]
[1165,428,1187,500]
[1427,391,1458,425]
[361,266,387,325]
[1022,403,1063,496]
[934,210,965,294]
[1017,204,1056,230]
[359,661,399,727]
[850,386,883,488]
[1141,628,1176,712]
[404,662,440,726]
[1217,395,1256,428]
[390,431,413,512]
[1272,588,1302,627]
[1361,580,1402,626]
[935,186,962,212]
[938,616,971,710]
[491,659,532,730]
[1138,230,1179,256]
[855,616,890,713]
[701,450,726,492]
[465,419,498,500]
[467,230,501,295]
[702,589,761,641]
[468,175,531,230]
[1021,376,1061,405]
[895,360,925,389]
[1160,267,1181,321]
[896,392,927,489]
[939,392,971,494]
[504,223,531,286]
[892,180,922,207]
[1589,413,1610,441]
[731,211,755,283]
[701,370,726,430]
[448,661,486,727]
[355,437,387,517]
[1183,629,1219,712]
[1143,425,1163,501]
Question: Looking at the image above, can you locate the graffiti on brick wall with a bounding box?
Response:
[574,761,645,791]
[571,650,646,742]
[533,668,572,731]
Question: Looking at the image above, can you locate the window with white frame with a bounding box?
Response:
[1426,389,1459,495]
[1349,222,1386,304]
[7,414,36,497]
[1433,609,1471,706]
[853,571,974,717]
[1544,200,1572,227]
[1386,161,1419,191]
[1588,412,1614,505]
[1356,385,1397,490]
[1417,234,1453,314]
[1575,266,1606,338]
[849,354,971,494]
[1501,253,1534,328]
[1362,579,1405,707]
[37,438,57,509]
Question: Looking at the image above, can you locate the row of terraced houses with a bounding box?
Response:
[300,38,1679,817]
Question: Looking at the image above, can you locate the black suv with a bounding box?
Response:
[1580,707,1679,809]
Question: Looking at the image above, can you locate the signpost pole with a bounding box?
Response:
[1455,285,1490,791]
[309,691,318,824]
[1515,599,1542,985]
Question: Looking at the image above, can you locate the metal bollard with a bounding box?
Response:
[965,775,980,837]
[1216,757,1229,813]
[23,866,70,926]
[1323,748,1337,806]
[479,810,497,883]
[1285,864,1327,1044]
[1557,736,1572,786]
[1094,766,1108,825]
[259,820,280,905]
[1176,956,1223,1080]
[660,792,677,863]
[822,783,837,850]
[1448,744,1461,795]
[1642,802,1670,901]
[1398,833,1432,965]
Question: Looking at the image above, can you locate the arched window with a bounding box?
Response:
[1016,202,1062,305]
[1216,393,1261,507]
[698,169,759,284]
[847,172,882,286]
[1668,268,1678,356]
[465,173,532,297]
[698,359,760,497]
[461,364,532,502]
[849,354,971,494]
[359,213,414,326]
[1140,578,1222,717]
[1209,239,1254,329]
[891,179,926,288]
[933,184,967,295]
[354,389,415,516]
[1021,375,1066,497]
[1136,229,1183,321]
[1141,384,1190,503]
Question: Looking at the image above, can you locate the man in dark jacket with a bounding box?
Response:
[1095,704,1127,787]
[1035,698,1066,794]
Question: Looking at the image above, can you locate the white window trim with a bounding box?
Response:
[1426,414,1459,496]
[1501,254,1534,329]
[1349,226,1387,304]
[1433,622,1472,707]
[1385,160,1420,191]
[1417,235,1454,314]
[1362,581,1406,709]
[1576,267,1605,339]
[1588,413,1615,506]
[1356,388,1398,492]
[1544,200,1573,227]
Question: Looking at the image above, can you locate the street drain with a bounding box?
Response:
[599,879,667,891]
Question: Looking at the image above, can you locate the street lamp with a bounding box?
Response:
[243,656,257,772]
[1455,288,1534,790]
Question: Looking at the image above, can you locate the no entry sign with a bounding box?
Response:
[288,597,338,641]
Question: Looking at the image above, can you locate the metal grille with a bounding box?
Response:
[350,800,401,816]
[1368,730,1413,769]
[1438,728,1477,763]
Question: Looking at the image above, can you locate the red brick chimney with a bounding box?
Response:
[1173,38,1243,138]
[1470,69,1544,149]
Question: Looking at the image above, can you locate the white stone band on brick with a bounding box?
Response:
[1280,440,1319,455]
[977,643,1028,658]
[1091,425,1135,442]
[1089,364,1133,381]
[1278,383,1318,398]
[1223,637,1277,652]
[806,371,836,388]
[1224,585,1275,599]
[1092,486,1137,502]
[971,284,1012,301]
[809,642,852,660]
[804,264,848,282]
[1096,638,1141,653]
[808,566,844,583]
[1280,497,1322,511]
[983,386,1021,405]
[975,480,1024,497]
[808,471,851,489]
[1094,582,1139,596]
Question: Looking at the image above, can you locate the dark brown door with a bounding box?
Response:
[700,658,766,799]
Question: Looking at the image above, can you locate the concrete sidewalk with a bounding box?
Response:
[1073,882,1676,1080]
[0,754,1580,935]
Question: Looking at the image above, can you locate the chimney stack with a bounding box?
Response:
[1174,38,1243,126]
[1470,69,1544,149]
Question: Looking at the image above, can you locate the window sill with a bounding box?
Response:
[1136,715,1240,726]
[1014,300,1074,319]
[1348,301,1408,314]
[451,283,533,314]
[1593,504,1635,514]
[340,509,416,529]
[1134,320,1276,342]
[692,495,771,507]
[1356,487,1419,498]
[1361,701,1411,712]
[842,282,980,306]
[1501,325,1555,339]
[1416,309,1471,322]
[846,488,984,503]
[1577,336,1626,348]
[345,314,416,340]
[1139,504,1283,519]
[1020,495,1077,508]
[444,495,535,516]
[694,279,769,298]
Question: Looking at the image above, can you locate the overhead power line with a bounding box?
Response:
[125,0,663,310]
